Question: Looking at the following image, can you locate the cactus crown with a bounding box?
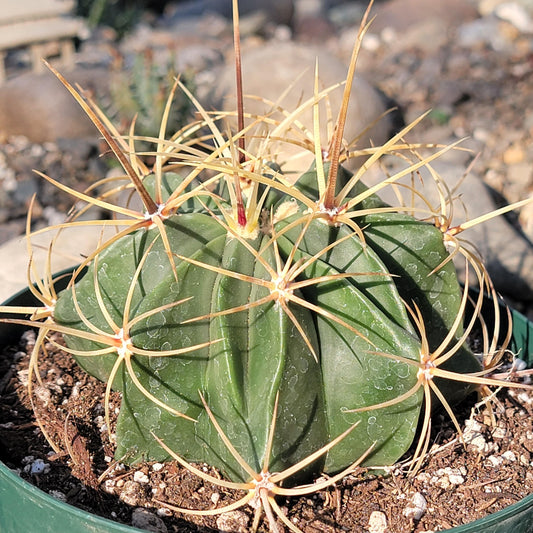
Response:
[1,1,532,531]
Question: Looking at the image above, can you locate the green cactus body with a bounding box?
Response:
[53,162,480,482]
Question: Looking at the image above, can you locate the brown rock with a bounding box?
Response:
[369,0,478,33]
[0,68,109,143]
[209,41,394,174]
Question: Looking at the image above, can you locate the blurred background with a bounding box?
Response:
[0,0,532,312]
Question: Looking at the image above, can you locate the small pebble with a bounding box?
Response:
[502,450,517,462]
[503,144,525,165]
[133,470,150,484]
[432,467,465,488]
[492,426,507,439]
[131,508,168,533]
[368,510,388,533]
[403,492,427,520]
[118,481,141,506]
[514,358,528,371]
[104,479,116,494]
[469,434,490,453]
[487,455,504,467]
[495,2,533,32]
[48,490,66,502]
[516,391,532,404]
[216,510,249,533]
[416,472,432,484]
[24,458,50,475]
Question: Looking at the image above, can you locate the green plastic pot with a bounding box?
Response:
[0,281,532,533]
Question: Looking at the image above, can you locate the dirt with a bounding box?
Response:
[1,329,533,533]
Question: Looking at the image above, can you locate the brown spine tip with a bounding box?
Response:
[232,0,247,227]
[324,0,375,209]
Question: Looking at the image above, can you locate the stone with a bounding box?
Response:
[0,223,117,303]
[327,2,367,28]
[457,17,512,50]
[208,41,394,175]
[487,454,504,467]
[432,467,465,488]
[0,68,109,143]
[494,2,533,32]
[118,481,142,506]
[173,44,224,73]
[368,0,478,34]
[502,450,517,461]
[165,0,295,28]
[403,492,427,520]
[367,510,388,533]
[216,510,249,533]
[503,144,526,165]
[469,435,491,453]
[133,470,150,484]
[131,508,168,533]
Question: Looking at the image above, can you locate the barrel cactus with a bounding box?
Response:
[1,1,530,531]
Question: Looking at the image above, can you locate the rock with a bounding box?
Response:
[0,68,110,143]
[294,13,335,41]
[0,223,117,303]
[494,2,533,32]
[0,221,26,247]
[216,510,249,533]
[293,0,334,40]
[131,508,168,533]
[173,44,224,73]
[503,143,526,164]
[368,0,478,34]
[403,492,427,520]
[209,41,394,174]
[432,467,466,488]
[118,480,142,506]
[119,20,226,72]
[487,454,504,467]
[457,16,516,51]
[164,0,295,28]
[367,510,388,533]
[327,2,368,28]
[502,450,517,461]
[163,10,230,39]
[519,196,533,242]
[12,176,38,205]
[133,470,150,484]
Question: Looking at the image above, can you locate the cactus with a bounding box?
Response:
[49,149,482,479]
[2,1,532,531]
[107,51,194,153]
[77,0,146,39]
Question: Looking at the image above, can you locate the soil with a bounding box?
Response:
[1,330,533,533]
